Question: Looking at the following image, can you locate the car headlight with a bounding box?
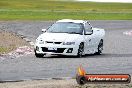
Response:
[39,40,44,44]
[36,39,44,44]
[63,42,75,45]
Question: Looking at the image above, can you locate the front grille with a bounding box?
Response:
[46,41,62,44]
[42,47,65,53]
[57,48,65,53]
[46,41,53,43]
[54,42,62,44]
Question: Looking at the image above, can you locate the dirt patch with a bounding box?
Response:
[0,30,30,54]
[0,79,132,88]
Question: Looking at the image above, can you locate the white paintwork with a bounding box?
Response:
[34,19,105,56]
[41,29,47,32]
[57,19,84,23]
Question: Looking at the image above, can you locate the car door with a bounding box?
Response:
[84,22,96,54]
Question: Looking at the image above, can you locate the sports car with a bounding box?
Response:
[34,19,105,57]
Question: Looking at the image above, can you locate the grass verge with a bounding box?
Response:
[0,30,30,54]
[0,0,132,20]
[0,11,132,20]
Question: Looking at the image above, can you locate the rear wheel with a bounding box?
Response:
[96,39,103,55]
[77,43,84,58]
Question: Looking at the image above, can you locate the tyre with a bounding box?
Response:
[96,39,103,55]
[77,43,84,57]
[34,50,45,58]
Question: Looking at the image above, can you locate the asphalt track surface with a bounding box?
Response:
[0,20,132,81]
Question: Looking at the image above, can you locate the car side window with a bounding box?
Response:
[84,22,93,34]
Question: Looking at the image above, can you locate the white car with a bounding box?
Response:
[34,19,105,58]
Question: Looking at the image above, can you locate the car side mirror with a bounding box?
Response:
[42,29,47,32]
[85,30,93,35]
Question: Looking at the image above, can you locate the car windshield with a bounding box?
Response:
[46,22,84,34]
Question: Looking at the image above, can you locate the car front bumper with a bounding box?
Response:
[34,43,79,56]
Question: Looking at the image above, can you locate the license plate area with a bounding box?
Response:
[48,47,57,51]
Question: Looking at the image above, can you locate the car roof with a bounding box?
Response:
[56,19,85,24]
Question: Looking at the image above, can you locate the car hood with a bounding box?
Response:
[38,33,81,42]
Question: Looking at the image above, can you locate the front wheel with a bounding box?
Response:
[77,43,84,58]
[34,50,45,58]
[95,39,103,55]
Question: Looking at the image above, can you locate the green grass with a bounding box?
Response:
[0,0,132,20]
[0,11,132,20]
[0,46,16,54]
[0,46,8,54]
